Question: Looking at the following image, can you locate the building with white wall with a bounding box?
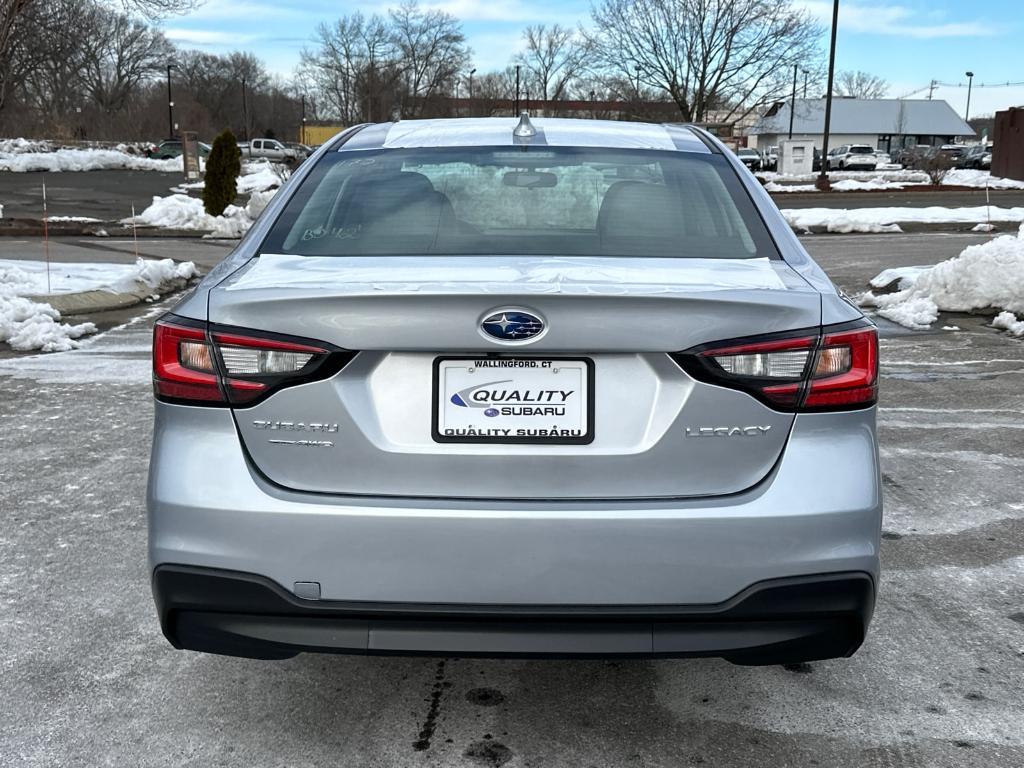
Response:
[751,98,974,152]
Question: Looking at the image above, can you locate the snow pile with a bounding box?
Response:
[0,265,97,351]
[124,194,254,237]
[0,146,182,173]
[0,138,53,154]
[860,224,1024,330]
[992,311,1024,336]
[783,205,1024,233]
[120,257,198,294]
[943,169,1024,189]
[127,163,284,237]
[831,178,911,192]
[869,266,932,291]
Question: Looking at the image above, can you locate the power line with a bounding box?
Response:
[898,79,1024,98]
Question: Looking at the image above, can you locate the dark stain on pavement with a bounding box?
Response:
[783,662,814,674]
[466,687,506,707]
[464,739,513,766]
[412,659,448,751]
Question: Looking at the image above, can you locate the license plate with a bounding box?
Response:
[432,357,594,444]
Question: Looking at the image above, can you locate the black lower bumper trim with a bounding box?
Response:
[153,566,875,664]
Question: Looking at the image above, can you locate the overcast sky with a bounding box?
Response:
[160,0,1023,118]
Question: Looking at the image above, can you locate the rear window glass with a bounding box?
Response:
[260,146,778,260]
[849,146,874,154]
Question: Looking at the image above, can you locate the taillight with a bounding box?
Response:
[153,315,354,406]
[673,321,878,412]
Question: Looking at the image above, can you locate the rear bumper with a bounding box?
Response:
[154,565,875,664]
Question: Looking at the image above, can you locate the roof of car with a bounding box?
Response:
[336,117,711,154]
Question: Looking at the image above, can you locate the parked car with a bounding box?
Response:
[149,116,881,665]
[891,145,934,169]
[873,150,895,168]
[146,140,211,159]
[826,144,877,171]
[762,145,779,171]
[735,147,762,171]
[239,137,298,162]
[957,144,993,170]
[939,144,965,162]
[285,142,314,160]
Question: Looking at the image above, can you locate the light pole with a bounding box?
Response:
[965,71,975,122]
[165,63,176,139]
[514,65,521,114]
[817,0,840,191]
[241,77,249,143]
[803,69,810,99]
[634,65,641,98]
[788,63,798,139]
[468,68,476,115]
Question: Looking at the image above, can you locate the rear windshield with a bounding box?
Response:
[849,146,874,154]
[259,146,778,260]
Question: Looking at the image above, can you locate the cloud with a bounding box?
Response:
[163,28,259,46]
[797,1,991,38]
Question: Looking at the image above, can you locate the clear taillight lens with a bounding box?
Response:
[218,346,314,375]
[712,349,809,378]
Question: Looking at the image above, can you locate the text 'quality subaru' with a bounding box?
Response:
[148,116,881,664]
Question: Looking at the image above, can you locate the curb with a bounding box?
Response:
[27,272,204,316]
[0,218,220,239]
[792,221,1015,235]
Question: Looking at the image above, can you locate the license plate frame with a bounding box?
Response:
[432,356,595,445]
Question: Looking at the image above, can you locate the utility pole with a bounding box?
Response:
[788,63,798,139]
[514,65,520,114]
[817,0,840,191]
[165,64,175,139]
[241,77,249,142]
[927,79,937,99]
[965,71,975,122]
[300,94,306,143]
[803,70,809,99]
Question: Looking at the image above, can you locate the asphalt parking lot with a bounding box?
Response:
[2,168,1023,221]
[1,234,1022,767]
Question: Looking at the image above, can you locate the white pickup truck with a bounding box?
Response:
[238,138,297,162]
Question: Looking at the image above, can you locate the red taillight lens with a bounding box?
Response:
[153,321,224,402]
[676,322,878,412]
[153,316,350,406]
[803,327,878,409]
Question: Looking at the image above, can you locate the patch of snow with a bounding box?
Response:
[0,147,181,173]
[123,194,251,237]
[783,206,1024,232]
[47,215,103,223]
[941,325,961,331]
[992,311,1024,336]
[763,182,817,193]
[0,267,96,351]
[1,256,197,296]
[869,266,932,291]
[943,169,1024,189]
[830,177,910,192]
[972,223,997,232]
[861,224,1024,330]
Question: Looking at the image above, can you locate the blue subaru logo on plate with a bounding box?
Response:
[480,310,545,342]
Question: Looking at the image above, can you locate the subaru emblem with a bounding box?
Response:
[480,309,546,344]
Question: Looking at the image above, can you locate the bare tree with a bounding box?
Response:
[835,70,888,100]
[514,24,587,107]
[390,1,469,118]
[82,12,172,113]
[300,12,399,123]
[586,0,820,123]
[0,0,37,111]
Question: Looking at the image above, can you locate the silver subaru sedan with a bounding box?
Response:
[148,116,881,664]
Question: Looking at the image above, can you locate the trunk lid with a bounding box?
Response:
[210,254,820,499]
